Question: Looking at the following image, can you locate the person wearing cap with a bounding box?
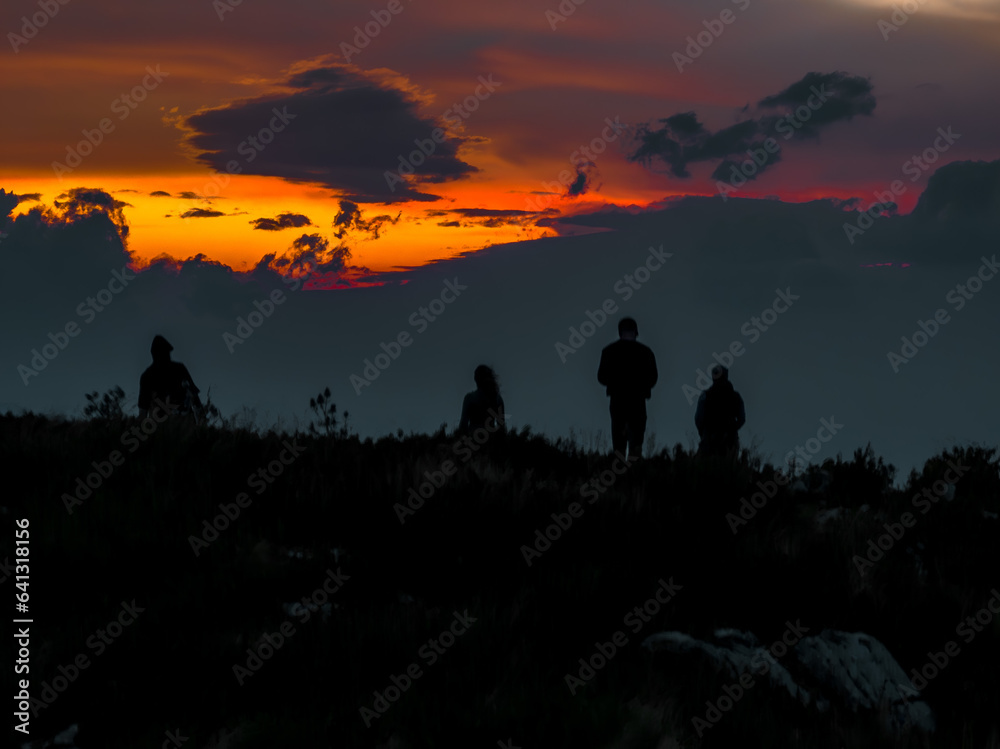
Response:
[695,364,746,460]
[597,317,658,460]
[138,335,202,419]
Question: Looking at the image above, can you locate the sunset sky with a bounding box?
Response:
[3,0,1000,477]
[4,0,999,274]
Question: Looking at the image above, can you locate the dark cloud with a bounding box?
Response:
[149,191,171,197]
[424,206,552,229]
[254,233,353,289]
[566,161,600,197]
[179,208,226,219]
[4,164,1000,483]
[0,189,19,219]
[177,192,204,200]
[17,192,41,201]
[758,71,877,134]
[627,71,876,183]
[250,212,313,231]
[448,208,535,218]
[0,187,132,291]
[912,160,1000,220]
[52,189,131,239]
[332,200,399,239]
[435,208,539,229]
[182,61,480,203]
[442,207,540,228]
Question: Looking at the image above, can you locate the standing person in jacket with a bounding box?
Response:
[597,317,658,460]
[695,364,746,460]
[138,335,203,420]
[459,365,505,435]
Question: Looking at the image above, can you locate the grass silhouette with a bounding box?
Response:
[3,389,999,748]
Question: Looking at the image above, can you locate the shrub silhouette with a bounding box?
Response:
[4,402,997,749]
[308,386,350,438]
[83,385,127,421]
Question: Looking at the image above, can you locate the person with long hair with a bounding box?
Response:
[459,365,506,434]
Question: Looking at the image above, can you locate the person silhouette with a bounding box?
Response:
[597,317,658,459]
[138,335,202,419]
[459,365,505,435]
[695,364,746,460]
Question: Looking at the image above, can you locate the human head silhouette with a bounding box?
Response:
[618,317,638,341]
[474,365,499,394]
[151,335,173,363]
[711,364,729,383]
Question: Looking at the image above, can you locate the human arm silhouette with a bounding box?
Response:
[646,348,658,395]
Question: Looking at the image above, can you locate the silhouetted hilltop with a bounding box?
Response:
[3,408,998,748]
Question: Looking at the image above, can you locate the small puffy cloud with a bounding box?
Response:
[332,200,399,239]
[179,208,226,219]
[250,212,313,231]
[440,207,539,228]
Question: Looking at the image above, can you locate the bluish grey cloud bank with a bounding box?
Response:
[2,162,998,481]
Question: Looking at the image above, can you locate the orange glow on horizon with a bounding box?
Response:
[0,167,931,282]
